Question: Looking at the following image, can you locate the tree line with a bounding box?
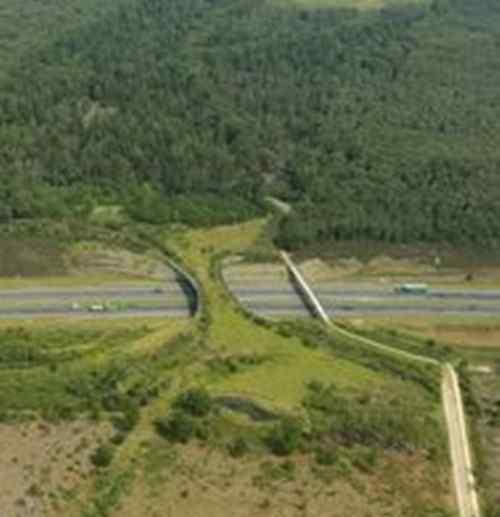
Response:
[1,0,499,248]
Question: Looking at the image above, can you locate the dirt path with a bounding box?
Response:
[442,365,481,517]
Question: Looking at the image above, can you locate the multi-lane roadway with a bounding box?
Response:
[0,284,192,319]
[232,284,500,317]
[2,281,500,320]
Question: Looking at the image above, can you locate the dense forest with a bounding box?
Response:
[1,0,500,247]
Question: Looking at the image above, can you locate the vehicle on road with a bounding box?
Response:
[394,283,429,295]
[88,304,106,313]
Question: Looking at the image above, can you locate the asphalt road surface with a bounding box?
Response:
[234,285,500,317]
[0,284,191,320]
[3,283,500,320]
[0,286,185,300]
[234,286,500,301]
[0,307,191,320]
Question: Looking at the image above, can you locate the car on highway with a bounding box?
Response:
[394,283,429,295]
[88,304,106,312]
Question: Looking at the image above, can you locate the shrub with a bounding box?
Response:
[195,424,210,442]
[315,447,336,466]
[110,432,127,446]
[91,445,114,468]
[307,380,325,394]
[266,418,302,456]
[174,388,212,417]
[114,402,140,432]
[155,411,196,443]
[228,436,250,458]
[281,459,295,475]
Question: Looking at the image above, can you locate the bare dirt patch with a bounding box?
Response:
[345,316,500,349]
[299,257,362,282]
[223,262,288,286]
[66,242,175,281]
[0,420,111,517]
[112,442,452,517]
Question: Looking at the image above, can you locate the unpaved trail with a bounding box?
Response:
[442,365,481,517]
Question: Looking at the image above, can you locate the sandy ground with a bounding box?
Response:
[0,420,110,517]
[111,443,451,517]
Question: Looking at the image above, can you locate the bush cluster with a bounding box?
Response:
[155,388,213,444]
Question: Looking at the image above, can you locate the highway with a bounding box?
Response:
[0,284,192,320]
[0,307,190,320]
[3,283,500,320]
[232,285,500,317]
[234,286,500,301]
[0,286,185,300]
